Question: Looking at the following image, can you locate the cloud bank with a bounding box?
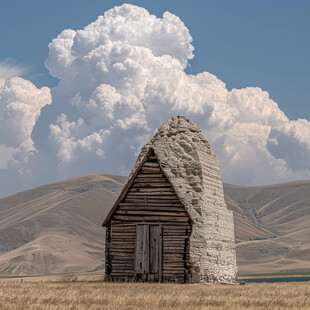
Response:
[0,77,51,171]
[0,4,309,196]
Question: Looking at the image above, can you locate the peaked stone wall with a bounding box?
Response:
[129,116,237,283]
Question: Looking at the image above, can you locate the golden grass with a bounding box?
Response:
[0,280,310,310]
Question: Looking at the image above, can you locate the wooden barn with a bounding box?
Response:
[103,116,237,283]
[103,149,191,282]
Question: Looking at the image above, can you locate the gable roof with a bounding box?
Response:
[103,148,153,226]
[103,115,228,226]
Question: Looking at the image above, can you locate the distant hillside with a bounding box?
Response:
[225,181,310,274]
[0,174,126,276]
[0,174,309,276]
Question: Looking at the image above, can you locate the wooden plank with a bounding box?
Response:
[163,262,185,267]
[163,254,185,258]
[111,261,134,265]
[140,164,160,168]
[111,228,136,232]
[136,174,165,178]
[110,272,134,276]
[163,234,189,238]
[112,215,190,222]
[108,239,136,243]
[110,270,134,273]
[163,259,186,263]
[163,225,192,229]
[163,237,189,241]
[107,244,135,249]
[128,187,173,193]
[163,245,187,249]
[112,225,137,230]
[133,178,170,183]
[111,231,136,234]
[110,271,134,277]
[125,195,179,200]
[111,220,189,226]
[140,168,161,173]
[110,233,136,236]
[111,235,136,239]
[135,225,144,274]
[118,206,186,212]
[142,224,150,274]
[110,238,136,242]
[163,229,190,233]
[111,227,137,231]
[163,241,187,245]
[111,257,135,262]
[159,224,162,283]
[111,237,136,240]
[112,227,136,230]
[110,222,139,226]
[150,225,160,273]
[111,257,134,261]
[111,252,135,257]
[108,243,136,247]
[112,224,137,228]
[111,264,133,268]
[111,227,136,231]
[109,249,135,253]
[141,162,159,167]
[162,270,185,274]
[111,233,136,237]
[110,253,135,257]
[164,259,188,264]
[132,183,172,188]
[106,244,135,252]
[163,250,189,254]
[124,199,181,204]
[119,203,184,207]
[125,192,179,202]
[115,210,188,216]
[133,191,175,195]
[109,237,135,242]
[163,269,185,272]
[126,195,179,200]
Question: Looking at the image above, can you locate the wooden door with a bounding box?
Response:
[135,224,162,281]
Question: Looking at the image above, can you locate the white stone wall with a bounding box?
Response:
[128,116,237,283]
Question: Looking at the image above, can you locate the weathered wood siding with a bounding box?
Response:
[105,152,192,283]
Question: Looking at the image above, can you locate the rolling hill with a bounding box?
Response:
[0,174,309,276]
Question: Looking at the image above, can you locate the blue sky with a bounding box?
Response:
[0,1,309,197]
[1,0,309,119]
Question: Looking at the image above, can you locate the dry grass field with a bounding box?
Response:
[0,280,310,310]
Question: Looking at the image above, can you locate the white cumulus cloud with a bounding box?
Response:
[0,77,51,170]
[39,3,310,185]
[49,113,110,165]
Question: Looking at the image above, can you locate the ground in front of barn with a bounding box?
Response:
[0,276,310,310]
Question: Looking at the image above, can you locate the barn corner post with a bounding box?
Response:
[102,115,237,284]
